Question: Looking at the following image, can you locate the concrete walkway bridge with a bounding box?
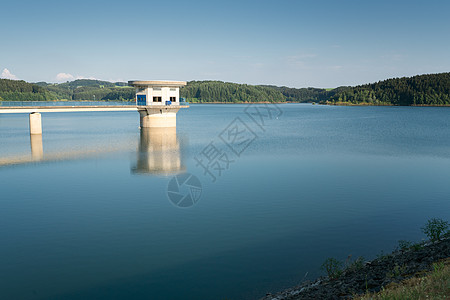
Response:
[0,104,188,134]
[0,79,189,134]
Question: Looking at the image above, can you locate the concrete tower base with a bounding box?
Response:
[138,106,181,128]
[29,113,42,135]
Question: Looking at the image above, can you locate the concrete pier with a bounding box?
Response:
[138,106,181,128]
[29,113,42,135]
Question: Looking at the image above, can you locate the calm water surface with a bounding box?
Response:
[0,104,449,299]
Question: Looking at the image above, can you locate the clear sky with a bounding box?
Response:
[1,0,449,88]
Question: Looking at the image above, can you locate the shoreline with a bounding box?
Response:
[319,102,393,106]
[320,102,450,107]
[260,237,450,299]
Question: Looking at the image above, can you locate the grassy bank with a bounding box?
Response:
[358,257,450,299]
[261,218,450,300]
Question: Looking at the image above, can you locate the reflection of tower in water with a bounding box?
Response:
[133,127,185,175]
[30,134,43,160]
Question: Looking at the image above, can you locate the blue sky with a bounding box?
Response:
[1,0,449,88]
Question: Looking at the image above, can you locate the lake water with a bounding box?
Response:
[0,104,449,299]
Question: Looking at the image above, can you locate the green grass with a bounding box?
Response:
[321,257,344,279]
[357,258,450,300]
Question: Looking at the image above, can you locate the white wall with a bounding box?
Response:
[139,86,180,105]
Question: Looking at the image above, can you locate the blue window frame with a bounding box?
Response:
[137,95,146,106]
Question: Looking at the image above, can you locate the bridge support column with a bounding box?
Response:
[29,113,42,135]
[138,107,180,128]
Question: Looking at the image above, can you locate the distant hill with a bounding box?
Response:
[261,85,350,102]
[326,72,450,106]
[180,81,286,103]
[33,79,135,101]
[0,79,57,101]
[180,81,351,103]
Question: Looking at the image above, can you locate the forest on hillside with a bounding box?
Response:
[35,80,135,101]
[180,81,285,102]
[0,79,57,101]
[327,73,450,105]
[262,85,350,102]
[0,79,134,101]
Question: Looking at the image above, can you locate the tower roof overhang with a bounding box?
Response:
[128,80,187,88]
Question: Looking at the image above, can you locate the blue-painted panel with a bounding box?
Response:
[137,95,146,106]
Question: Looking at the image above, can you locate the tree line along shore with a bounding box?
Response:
[1,72,449,106]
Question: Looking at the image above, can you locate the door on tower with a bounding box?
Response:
[137,95,147,106]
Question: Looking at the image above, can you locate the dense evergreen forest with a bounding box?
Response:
[1,72,449,105]
[0,79,58,101]
[180,82,351,103]
[326,73,450,105]
[261,85,350,102]
[34,79,134,101]
[180,81,285,102]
